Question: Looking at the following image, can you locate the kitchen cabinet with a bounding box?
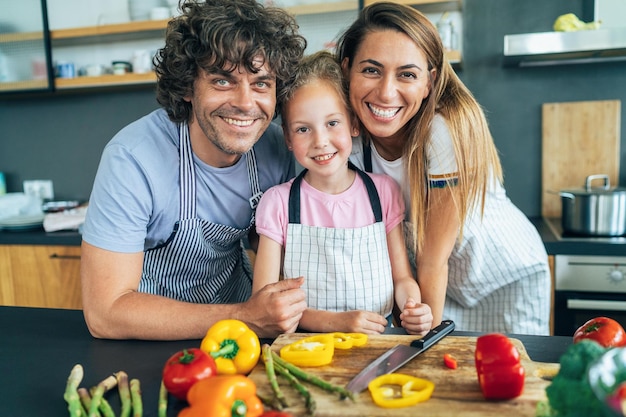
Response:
[0,244,82,310]
[0,0,53,94]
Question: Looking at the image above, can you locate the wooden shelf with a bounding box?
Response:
[445,49,462,63]
[285,1,357,15]
[0,79,49,92]
[0,31,45,44]
[50,19,169,41]
[54,72,156,90]
[364,0,461,6]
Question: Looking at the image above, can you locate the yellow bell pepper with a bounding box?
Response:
[200,319,261,375]
[368,373,434,408]
[178,374,263,417]
[279,334,334,367]
[332,332,368,349]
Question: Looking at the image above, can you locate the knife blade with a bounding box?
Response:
[345,319,455,393]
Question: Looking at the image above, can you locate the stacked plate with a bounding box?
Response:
[0,193,44,231]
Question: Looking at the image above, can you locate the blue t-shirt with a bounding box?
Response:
[82,109,294,253]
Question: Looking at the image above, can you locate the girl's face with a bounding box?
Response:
[283,79,355,187]
[344,29,432,143]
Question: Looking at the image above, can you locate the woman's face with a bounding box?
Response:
[344,29,432,143]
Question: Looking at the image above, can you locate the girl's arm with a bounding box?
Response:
[416,187,460,327]
[251,234,285,294]
[298,308,388,334]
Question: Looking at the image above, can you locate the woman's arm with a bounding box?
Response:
[387,224,433,334]
[416,187,460,327]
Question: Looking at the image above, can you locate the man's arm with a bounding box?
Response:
[81,241,307,340]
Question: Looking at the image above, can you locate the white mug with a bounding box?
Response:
[132,50,153,74]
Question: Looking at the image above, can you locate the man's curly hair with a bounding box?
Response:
[155,0,307,123]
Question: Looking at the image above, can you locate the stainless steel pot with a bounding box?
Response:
[560,174,626,236]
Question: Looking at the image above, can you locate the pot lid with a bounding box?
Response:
[561,174,626,195]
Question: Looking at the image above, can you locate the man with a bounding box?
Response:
[81,0,308,340]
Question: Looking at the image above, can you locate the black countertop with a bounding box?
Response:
[0,306,572,417]
[0,227,81,246]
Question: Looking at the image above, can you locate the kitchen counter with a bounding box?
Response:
[529,216,625,257]
[0,227,81,246]
[1,217,623,257]
[1,306,571,417]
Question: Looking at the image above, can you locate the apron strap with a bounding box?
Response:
[288,162,382,224]
[179,122,196,220]
[363,141,373,173]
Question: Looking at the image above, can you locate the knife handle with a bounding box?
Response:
[410,320,455,350]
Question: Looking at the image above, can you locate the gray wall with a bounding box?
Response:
[1,0,625,215]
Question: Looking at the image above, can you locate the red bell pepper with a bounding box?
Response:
[474,333,525,400]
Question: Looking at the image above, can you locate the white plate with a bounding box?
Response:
[0,213,45,229]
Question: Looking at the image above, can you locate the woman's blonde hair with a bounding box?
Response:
[336,2,502,252]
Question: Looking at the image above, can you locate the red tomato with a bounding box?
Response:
[573,317,626,348]
[162,348,217,400]
[260,412,294,417]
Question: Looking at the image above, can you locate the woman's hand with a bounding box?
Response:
[399,298,433,335]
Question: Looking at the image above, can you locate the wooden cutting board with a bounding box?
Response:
[541,100,621,218]
[248,334,560,416]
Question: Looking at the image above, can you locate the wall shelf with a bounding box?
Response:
[50,19,168,46]
[285,1,357,15]
[54,71,156,90]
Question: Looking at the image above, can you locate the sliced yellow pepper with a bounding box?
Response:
[368,373,434,408]
[332,332,368,349]
[200,319,261,375]
[279,334,334,367]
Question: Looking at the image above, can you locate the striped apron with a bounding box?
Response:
[282,165,394,317]
[138,122,261,304]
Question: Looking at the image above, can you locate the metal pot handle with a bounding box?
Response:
[559,191,576,201]
[585,174,610,191]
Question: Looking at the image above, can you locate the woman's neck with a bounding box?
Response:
[370,134,405,162]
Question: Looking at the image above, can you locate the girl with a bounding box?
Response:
[252,51,432,335]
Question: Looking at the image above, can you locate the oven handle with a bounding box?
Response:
[567,299,626,312]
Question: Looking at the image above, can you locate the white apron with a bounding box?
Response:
[138,122,261,304]
[282,165,394,317]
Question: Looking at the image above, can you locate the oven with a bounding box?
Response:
[554,254,626,336]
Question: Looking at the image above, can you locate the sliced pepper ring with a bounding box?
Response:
[368,373,435,408]
[279,334,334,367]
[332,332,368,349]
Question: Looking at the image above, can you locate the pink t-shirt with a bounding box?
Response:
[255,172,405,246]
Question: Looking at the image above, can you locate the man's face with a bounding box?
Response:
[186,57,277,167]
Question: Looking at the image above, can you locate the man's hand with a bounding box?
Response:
[240,277,306,338]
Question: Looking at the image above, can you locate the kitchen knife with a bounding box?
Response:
[345,319,455,393]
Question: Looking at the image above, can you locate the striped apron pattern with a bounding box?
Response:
[138,122,261,304]
[363,142,550,335]
[282,165,394,317]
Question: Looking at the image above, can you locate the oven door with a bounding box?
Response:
[553,290,626,336]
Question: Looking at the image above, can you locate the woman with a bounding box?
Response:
[337,2,550,335]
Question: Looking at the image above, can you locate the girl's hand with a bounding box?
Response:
[400,298,433,336]
[334,310,388,334]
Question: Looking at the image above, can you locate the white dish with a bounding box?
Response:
[0,213,45,229]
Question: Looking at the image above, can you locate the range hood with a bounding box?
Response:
[503,27,626,67]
